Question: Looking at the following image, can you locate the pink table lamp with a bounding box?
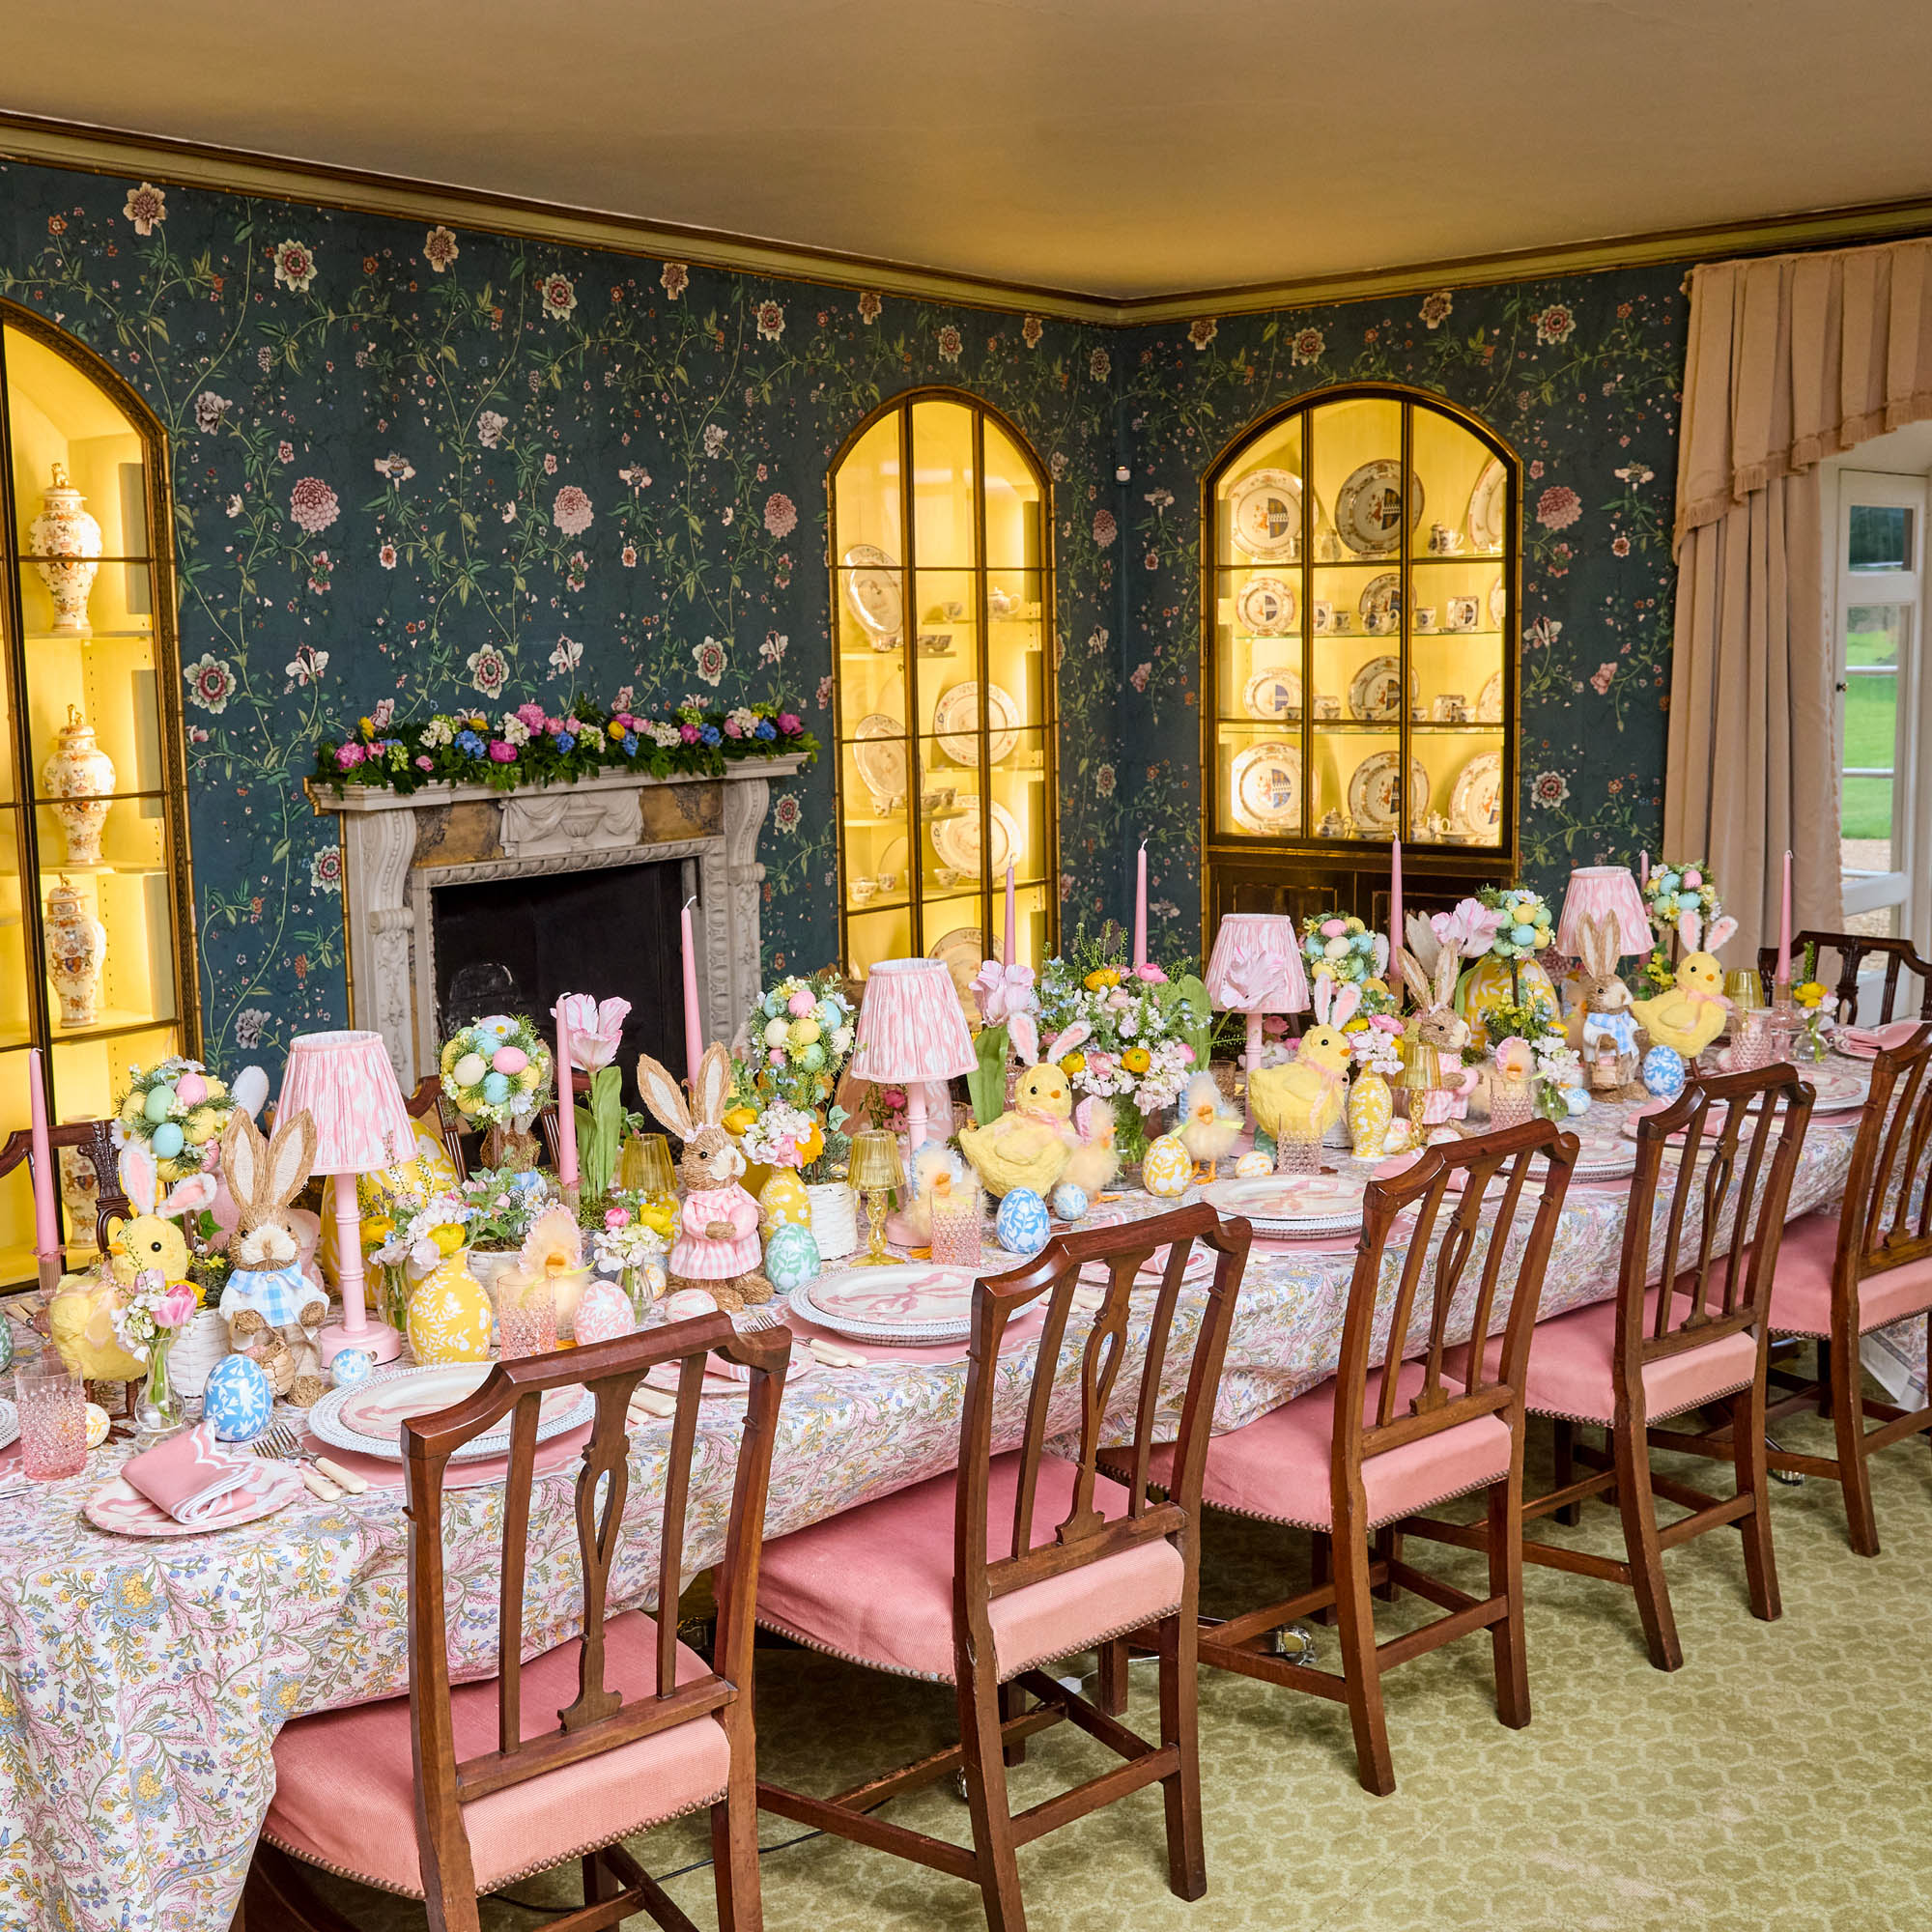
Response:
[279,1030,416,1365]
[850,958,979,1157]
[1555,866,1652,960]
[1203,914,1310,1128]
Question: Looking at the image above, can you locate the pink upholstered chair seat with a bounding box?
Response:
[1768,1210,1932,1338]
[1474,1288,1758,1426]
[263,1610,728,1898]
[1148,1360,1513,1532]
[755,1451,1184,1684]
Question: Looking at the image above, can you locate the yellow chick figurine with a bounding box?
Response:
[1177,1070,1243,1183]
[958,1025,1086,1201]
[1250,980,1359,1150]
[1062,1096,1121,1197]
[1630,910,1739,1061]
[48,1265,146,1380]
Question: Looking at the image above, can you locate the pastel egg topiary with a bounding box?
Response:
[994,1188,1052,1258]
[143,1086,176,1123]
[491,1044,529,1075]
[174,1071,208,1107]
[452,1052,487,1088]
[571,1278,638,1346]
[763,1220,821,1293]
[1050,1182,1089,1223]
[150,1122,185,1160]
[329,1348,375,1389]
[1140,1133,1194,1198]
[202,1353,275,1441]
[481,1070,511,1106]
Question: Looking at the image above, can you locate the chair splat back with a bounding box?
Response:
[0,1118,129,1257]
[1845,1025,1932,1279]
[960,1205,1251,1605]
[1757,932,1932,1025]
[404,1074,469,1180]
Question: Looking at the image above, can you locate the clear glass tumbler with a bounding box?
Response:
[496,1275,558,1361]
[928,1184,985,1266]
[17,1359,88,1481]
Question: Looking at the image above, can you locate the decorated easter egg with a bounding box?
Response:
[572,1277,638,1346]
[491,1044,529,1075]
[994,1187,1052,1258]
[1641,1044,1687,1098]
[763,1220,821,1293]
[406,1257,495,1364]
[452,1051,487,1088]
[1560,1086,1592,1117]
[759,1170,811,1231]
[174,1070,208,1107]
[662,1287,722,1322]
[143,1085,176,1123]
[83,1402,110,1449]
[1234,1150,1274,1179]
[1141,1133,1194,1199]
[203,1352,275,1441]
[150,1121,185,1159]
[481,1070,511,1106]
[0,1316,13,1376]
[329,1347,375,1389]
[1051,1182,1090,1223]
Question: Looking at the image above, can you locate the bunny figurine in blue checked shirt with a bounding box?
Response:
[217,1109,330,1406]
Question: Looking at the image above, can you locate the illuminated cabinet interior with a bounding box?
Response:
[829,389,1058,986]
[0,306,197,1283]
[1202,384,1520,942]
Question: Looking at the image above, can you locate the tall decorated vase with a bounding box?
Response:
[1348,1067,1395,1159]
[43,876,105,1026]
[42,705,116,867]
[406,1250,494,1364]
[28,463,102,636]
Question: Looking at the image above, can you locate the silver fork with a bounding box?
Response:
[731,1303,787,1333]
[251,1422,368,1500]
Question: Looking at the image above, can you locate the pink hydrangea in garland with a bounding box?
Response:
[313,696,817,796]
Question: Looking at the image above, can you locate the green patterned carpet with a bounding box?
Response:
[311,1403,1932,1932]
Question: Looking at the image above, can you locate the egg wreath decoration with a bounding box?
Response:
[113,1055,260,1187]
[440,1014,554,1130]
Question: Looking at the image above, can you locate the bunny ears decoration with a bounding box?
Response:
[636,1041,734,1145]
[1008,1014,1090,1068]
[1676,907,1739,956]
[1397,942,1461,1015]
[1310,977,1361,1030]
[218,1108,317,1235]
[117,1143,218,1223]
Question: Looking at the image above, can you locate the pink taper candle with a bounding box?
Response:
[1132,841,1148,970]
[1777,848,1793,985]
[1002,864,1016,968]
[680,895,705,1086]
[1639,849,1649,887]
[1389,836,1403,982]
[554,1003,579,1189]
[27,1047,58,1262]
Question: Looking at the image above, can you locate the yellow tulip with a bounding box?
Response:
[1122,1047,1151,1074]
[724,1104,760,1136]
[430,1223,466,1257]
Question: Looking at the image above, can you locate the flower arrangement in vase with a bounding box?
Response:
[111,1268,202,1437]
[1479,999,1587,1121]
[456,1165,555,1294]
[590,1194,675,1320]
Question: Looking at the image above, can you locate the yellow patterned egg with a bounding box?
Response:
[405,1255,495,1365]
[758,1169,811,1231]
[1141,1133,1194,1198]
[1234,1150,1273,1179]
[83,1402,111,1449]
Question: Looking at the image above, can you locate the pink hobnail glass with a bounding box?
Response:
[1274,1125,1321,1176]
[1488,1077,1536,1132]
[17,1359,87,1481]
[497,1279,558,1361]
[929,1186,985,1267]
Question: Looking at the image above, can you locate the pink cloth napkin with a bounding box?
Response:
[122,1422,253,1524]
[1834,1018,1923,1060]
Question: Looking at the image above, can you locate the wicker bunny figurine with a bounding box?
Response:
[1572,912,1644,1096]
[1398,945,1480,1123]
[218,1108,329,1406]
[635,1043,772,1314]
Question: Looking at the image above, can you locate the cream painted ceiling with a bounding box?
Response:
[9,0,1932,298]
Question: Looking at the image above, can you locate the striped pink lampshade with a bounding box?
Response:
[1203,913,1310,1013]
[278,1030,415,1175]
[849,959,979,1083]
[1556,866,1652,958]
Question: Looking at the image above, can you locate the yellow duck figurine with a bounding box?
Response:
[1629,910,1739,1061]
[1061,1096,1121,1197]
[1250,980,1359,1150]
[1178,1069,1244,1183]
[958,1022,1086,1201]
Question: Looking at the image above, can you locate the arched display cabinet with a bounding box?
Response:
[1200,384,1520,946]
[828,389,1057,987]
[0,303,197,1282]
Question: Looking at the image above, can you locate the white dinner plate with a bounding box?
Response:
[307,1364,594,1463]
[791,1264,981,1344]
[1227,469,1307,562]
[1199,1174,1365,1236]
[841,544,903,641]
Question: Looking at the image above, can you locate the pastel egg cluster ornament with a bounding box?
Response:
[1140,1132,1195,1199]
[1641,1044,1687,1098]
[763,1220,821,1293]
[405,1254,494,1365]
[1051,1181,1090,1223]
[329,1348,374,1389]
[994,1187,1052,1258]
[571,1277,638,1346]
[1234,1149,1274,1179]
[201,1352,274,1441]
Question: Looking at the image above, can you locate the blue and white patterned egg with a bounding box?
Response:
[763,1220,821,1293]
[1050,1182,1089,1223]
[329,1348,374,1389]
[1641,1044,1686,1098]
[202,1352,274,1441]
[1141,1133,1194,1199]
[994,1188,1052,1258]
[1559,1086,1592,1117]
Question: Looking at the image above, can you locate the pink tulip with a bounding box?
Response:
[604,1207,631,1230]
[553,992,633,1070]
[154,1285,197,1329]
[970,959,1036,1025]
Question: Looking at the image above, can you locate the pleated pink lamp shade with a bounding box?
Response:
[1556,866,1652,958]
[850,958,979,1152]
[278,1030,415,1364]
[1203,914,1309,1129]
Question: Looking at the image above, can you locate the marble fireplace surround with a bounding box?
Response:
[307,756,804,1093]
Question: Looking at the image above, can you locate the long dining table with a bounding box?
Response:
[0,1080,1868,1932]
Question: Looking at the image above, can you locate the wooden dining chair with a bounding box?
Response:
[753,1204,1252,1932]
[406,1072,470,1179]
[1757,931,1932,1024]
[1183,1120,1577,1797]
[0,1116,130,1273]
[1759,1023,1932,1555]
[243,1315,791,1932]
[1465,1065,1813,1672]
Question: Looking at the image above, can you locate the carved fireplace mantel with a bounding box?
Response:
[307,757,804,1091]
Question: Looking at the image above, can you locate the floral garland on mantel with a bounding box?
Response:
[312,696,818,798]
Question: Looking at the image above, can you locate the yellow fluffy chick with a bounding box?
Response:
[1630,952,1731,1060]
[958,1062,1077,1201]
[896,1143,967,1245]
[1061,1097,1121,1197]
[48,1268,146,1380]
[1178,1071,1243,1182]
[107,1211,191,1288]
[1250,984,1358,1149]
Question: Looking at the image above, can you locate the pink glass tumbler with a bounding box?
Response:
[17,1359,87,1481]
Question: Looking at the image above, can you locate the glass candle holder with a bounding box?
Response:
[623,1132,678,1208]
[17,1358,88,1481]
[928,1180,984,1267]
[1729,1007,1772,1072]
[848,1130,905,1266]
[1489,1074,1536,1132]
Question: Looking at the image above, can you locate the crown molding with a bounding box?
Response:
[3,110,1932,328]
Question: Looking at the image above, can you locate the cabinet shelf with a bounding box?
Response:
[47,1007,175,1043]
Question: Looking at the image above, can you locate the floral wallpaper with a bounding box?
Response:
[1117,270,1690,947]
[0,156,1694,1069]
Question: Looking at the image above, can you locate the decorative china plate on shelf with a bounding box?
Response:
[841,544,903,643]
[85,1459,304,1539]
[1348,753,1429,836]
[1235,574,1299,636]
[1357,571,1402,630]
[1348,654,1413,723]
[308,1364,594,1463]
[1242,667,1303,722]
[1488,576,1507,630]
[931,796,1021,878]
[791,1264,981,1344]
[1476,670,1504,723]
[1335,461,1423,555]
[1227,469,1307,562]
[932,681,1021,765]
[1230,742,1302,834]
[852,715,908,809]
[928,927,986,1021]
[1449,752,1504,838]
[1199,1173,1364,1237]
[1466,460,1506,553]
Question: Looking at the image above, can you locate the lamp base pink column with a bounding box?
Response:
[317,1169,403,1365]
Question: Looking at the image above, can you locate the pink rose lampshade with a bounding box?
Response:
[849,958,979,1156]
[278,1029,415,1365]
[1556,866,1652,959]
[1204,914,1310,1127]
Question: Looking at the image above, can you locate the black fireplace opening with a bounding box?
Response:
[430,861,690,1113]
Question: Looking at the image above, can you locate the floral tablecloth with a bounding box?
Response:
[0,1094,1865,1932]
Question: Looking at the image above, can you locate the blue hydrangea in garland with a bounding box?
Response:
[315,695,817,797]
